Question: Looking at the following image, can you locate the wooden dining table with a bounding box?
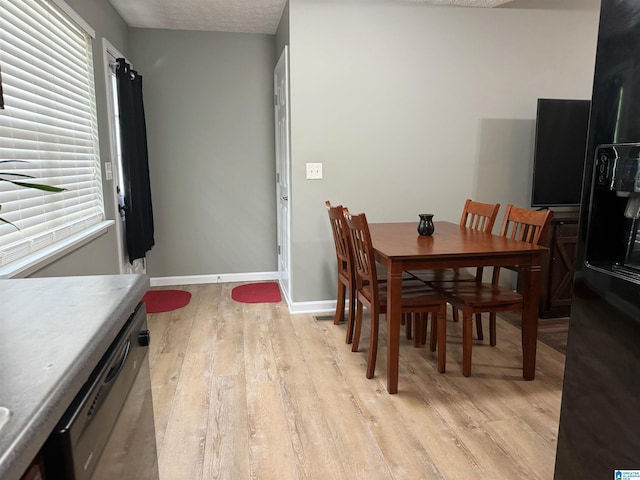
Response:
[369,221,548,394]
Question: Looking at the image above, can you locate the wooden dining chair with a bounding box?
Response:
[344,210,448,378]
[325,201,357,343]
[430,205,553,376]
[408,199,501,337]
[326,201,429,345]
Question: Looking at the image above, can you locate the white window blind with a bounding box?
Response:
[0,0,104,267]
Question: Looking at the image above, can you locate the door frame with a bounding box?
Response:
[102,38,145,274]
[275,46,292,305]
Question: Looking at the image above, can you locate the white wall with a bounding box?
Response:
[288,0,600,302]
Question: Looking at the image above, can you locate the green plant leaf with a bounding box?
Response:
[0,172,37,179]
[1,179,66,192]
[0,160,67,231]
[0,205,19,230]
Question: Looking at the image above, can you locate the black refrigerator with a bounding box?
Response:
[554,1,640,479]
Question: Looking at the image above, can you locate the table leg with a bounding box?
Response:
[521,262,541,380]
[462,311,473,377]
[437,305,447,373]
[386,263,403,394]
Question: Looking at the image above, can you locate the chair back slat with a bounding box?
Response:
[459,199,501,233]
[489,204,553,284]
[458,199,501,281]
[344,211,378,293]
[499,204,553,246]
[326,201,353,277]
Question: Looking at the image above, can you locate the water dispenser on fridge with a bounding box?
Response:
[585,143,640,282]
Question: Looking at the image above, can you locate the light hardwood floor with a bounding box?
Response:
[147,283,565,480]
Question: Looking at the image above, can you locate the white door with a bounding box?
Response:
[103,40,145,274]
[274,46,291,301]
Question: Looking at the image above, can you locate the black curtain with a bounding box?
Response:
[116,58,154,263]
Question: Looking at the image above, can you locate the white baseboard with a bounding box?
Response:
[288,300,336,315]
[149,271,279,287]
[149,271,339,316]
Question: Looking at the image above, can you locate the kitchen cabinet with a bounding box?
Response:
[0,275,150,480]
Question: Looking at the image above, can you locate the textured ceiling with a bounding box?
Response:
[109,0,288,34]
[108,0,515,34]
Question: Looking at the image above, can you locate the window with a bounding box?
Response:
[0,0,106,271]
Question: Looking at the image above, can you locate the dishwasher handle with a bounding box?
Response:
[105,338,131,384]
[85,337,132,420]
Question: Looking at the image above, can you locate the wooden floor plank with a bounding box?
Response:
[149,352,184,449]
[202,375,250,480]
[157,353,212,480]
[247,379,300,479]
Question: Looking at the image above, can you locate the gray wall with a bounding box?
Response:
[288,0,600,302]
[30,0,129,277]
[128,29,277,277]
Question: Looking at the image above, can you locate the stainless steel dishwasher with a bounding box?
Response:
[43,303,159,480]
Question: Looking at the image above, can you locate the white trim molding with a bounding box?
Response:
[150,271,280,287]
[287,300,335,315]
[0,221,114,278]
[51,0,96,38]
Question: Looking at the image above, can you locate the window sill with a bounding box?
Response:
[0,221,114,279]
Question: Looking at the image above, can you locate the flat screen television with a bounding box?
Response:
[531,98,591,208]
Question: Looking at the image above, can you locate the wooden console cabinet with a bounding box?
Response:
[539,211,579,318]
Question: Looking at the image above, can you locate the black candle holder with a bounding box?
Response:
[417,213,435,236]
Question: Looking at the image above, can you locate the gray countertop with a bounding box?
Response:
[0,274,149,480]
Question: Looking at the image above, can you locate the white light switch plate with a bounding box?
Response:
[104,162,113,180]
[306,162,323,180]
